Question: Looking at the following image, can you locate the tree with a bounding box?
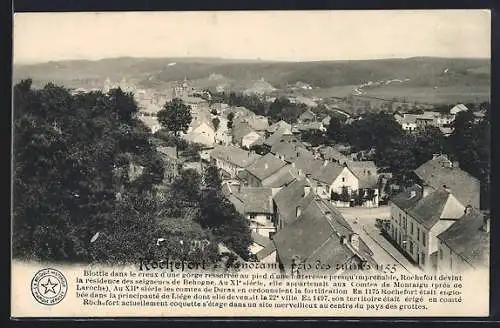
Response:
[157,98,192,136]
[172,169,202,204]
[13,80,167,263]
[346,112,403,152]
[301,130,327,147]
[412,126,448,166]
[212,117,220,131]
[108,87,138,122]
[196,165,252,260]
[204,165,223,191]
[227,112,234,129]
[448,108,490,209]
[327,116,346,143]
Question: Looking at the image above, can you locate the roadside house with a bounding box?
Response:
[232,121,263,148]
[436,209,490,273]
[414,154,480,209]
[389,185,468,271]
[227,186,277,239]
[272,198,375,275]
[309,160,359,206]
[245,153,288,187]
[210,145,261,179]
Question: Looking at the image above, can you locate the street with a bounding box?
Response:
[337,206,422,274]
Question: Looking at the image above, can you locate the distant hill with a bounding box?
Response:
[14,56,490,100]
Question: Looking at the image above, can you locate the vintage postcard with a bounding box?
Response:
[11,10,491,318]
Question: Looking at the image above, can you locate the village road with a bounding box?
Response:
[338,206,421,274]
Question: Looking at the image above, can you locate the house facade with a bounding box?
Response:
[245,153,288,187]
[310,160,359,205]
[209,145,261,179]
[389,185,467,271]
[272,197,376,275]
[228,187,277,239]
[437,209,490,273]
[183,121,216,147]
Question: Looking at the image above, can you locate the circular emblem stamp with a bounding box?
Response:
[31,268,68,305]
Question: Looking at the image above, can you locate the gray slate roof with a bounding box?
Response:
[415,156,480,208]
[246,153,288,181]
[438,209,489,269]
[210,145,261,168]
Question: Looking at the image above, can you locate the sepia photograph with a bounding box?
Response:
[11,10,491,317]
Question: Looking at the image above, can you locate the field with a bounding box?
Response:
[360,84,490,104]
[13,56,490,107]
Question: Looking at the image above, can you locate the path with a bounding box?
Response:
[338,206,421,274]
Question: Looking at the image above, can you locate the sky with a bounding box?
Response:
[13,10,491,64]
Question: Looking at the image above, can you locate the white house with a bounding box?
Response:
[310,160,359,206]
[182,120,216,147]
[389,184,467,271]
[450,103,469,115]
[394,113,418,132]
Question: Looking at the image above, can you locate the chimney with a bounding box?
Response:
[350,233,360,251]
[432,153,442,160]
[464,205,472,215]
[265,163,269,170]
[296,206,302,218]
[409,190,417,199]
[323,160,329,167]
[443,184,451,193]
[340,235,347,245]
[483,216,490,233]
[304,186,311,197]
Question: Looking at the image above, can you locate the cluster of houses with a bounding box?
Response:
[393,103,486,136]
[207,117,385,272]
[113,76,488,275]
[388,153,489,273]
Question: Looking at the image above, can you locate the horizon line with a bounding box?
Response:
[13,54,491,66]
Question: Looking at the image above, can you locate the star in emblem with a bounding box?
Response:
[41,278,58,295]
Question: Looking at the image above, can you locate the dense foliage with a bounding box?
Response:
[326,105,490,207]
[210,91,308,124]
[157,98,193,136]
[13,80,251,264]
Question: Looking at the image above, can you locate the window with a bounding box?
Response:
[409,241,414,254]
[410,222,414,234]
[422,232,426,245]
[416,227,420,241]
[421,253,426,265]
[403,217,407,230]
[439,248,443,260]
[342,177,345,182]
